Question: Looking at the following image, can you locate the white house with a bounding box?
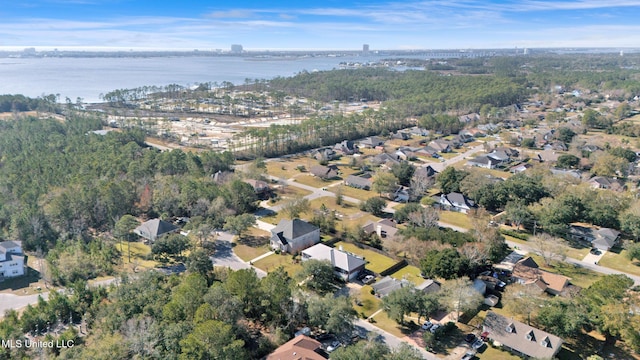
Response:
[301,243,366,281]
[270,219,320,254]
[440,192,476,213]
[0,241,26,280]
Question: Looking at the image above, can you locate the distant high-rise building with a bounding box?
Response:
[231,44,243,54]
[523,48,529,55]
[620,50,624,57]
[362,44,370,54]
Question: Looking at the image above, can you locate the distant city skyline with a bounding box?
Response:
[1,0,640,51]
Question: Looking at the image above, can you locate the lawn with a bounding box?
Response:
[252,253,303,276]
[369,310,410,338]
[476,346,522,360]
[308,197,362,217]
[339,213,381,230]
[293,174,340,189]
[233,228,271,262]
[333,241,397,274]
[268,185,312,206]
[439,211,472,230]
[390,265,424,286]
[355,285,382,318]
[598,250,640,277]
[328,185,371,202]
[265,157,313,179]
[115,241,159,271]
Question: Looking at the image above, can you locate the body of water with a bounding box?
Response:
[0,55,391,103]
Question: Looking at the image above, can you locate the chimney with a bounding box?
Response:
[339,245,344,251]
[376,225,382,237]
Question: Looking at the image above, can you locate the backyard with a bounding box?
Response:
[333,241,397,274]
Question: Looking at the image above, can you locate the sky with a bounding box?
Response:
[1,0,640,51]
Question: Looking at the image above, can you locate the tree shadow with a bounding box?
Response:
[238,235,269,248]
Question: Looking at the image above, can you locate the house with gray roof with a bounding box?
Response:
[483,311,563,359]
[359,136,385,149]
[428,139,452,153]
[588,176,625,191]
[371,276,413,297]
[301,243,366,281]
[467,155,501,169]
[310,165,339,180]
[270,219,320,254]
[370,153,401,168]
[334,140,358,155]
[0,241,25,280]
[440,192,476,213]
[345,173,373,190]
[134,219,179,243]
[568,225,620,251]
[362,219,398,239]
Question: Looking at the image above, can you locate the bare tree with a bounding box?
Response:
[442,276,483,321]
[502,283,544,325]
[531,233,567,266]
[407,207,439,228]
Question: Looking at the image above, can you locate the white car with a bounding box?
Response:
[429,324,441,333]
[472,339,485,350]
[421,321,433,330]
[461,351,476,360]
[327,341,341,352]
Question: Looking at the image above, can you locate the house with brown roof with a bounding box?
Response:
[483,311,563,359]
[244,179,271,196]
[588,176,625,191]
[512,257,571,296]
[362,219,398,239]
[265,335,328,360]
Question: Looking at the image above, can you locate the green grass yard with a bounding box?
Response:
[252,253,303,276]
[389,265,424,286]
[598,249,640,277]
[439,211,472,230]
[333,241,397,274]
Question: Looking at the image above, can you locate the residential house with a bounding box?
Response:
[467,128,487,137]
[334,140,358,155]
[415,146,440,158]
[0,241,25,280]
[359,136,385,149]
[395,148,417,161]
[544,141,568,151]
[483,311,563,359]
[370,153,401,169]
[467,155,501,169]
[428,139,452,153]
[408,126,430,136]
[440,192,476,213]
[270,219,320,254]
[312,147,337,162]
[493,251,525,273]
[511,257,572,296]
[588,176,625,191]
[391,131,411,140]
[456,132,475,143]
[392,186,410,203]
[345,173,373,190]
[265,335,328,360]
[415,279,441,294]
[510,163,532,174]
[243,179,270,197]
[134,219,179,243]
[569,225,620,251]
[493,147,520,159]
[477,123,499,132]
[301,243,366,281]
[309,165,339,180]
[362,219,399,239]
[414,165,439,179]
[372,276,412,297]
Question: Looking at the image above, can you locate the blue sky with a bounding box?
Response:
[1,0,640,50]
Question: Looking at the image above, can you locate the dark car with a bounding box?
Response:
[464,333,476,343]
[590,248,601,255]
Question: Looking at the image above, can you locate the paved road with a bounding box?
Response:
[438,220,640,287]
[427,143,488,172]
[266,174,362,207]
[210,231,267,278]
[355,319,437,360]
[0,292,49,317]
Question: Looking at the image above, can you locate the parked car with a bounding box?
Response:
[429,324,441,333]
[362,275,375,284]
[590,248,601,255]
[461,351,476,360]
[327,341,341,352]
[421,321,433,331]
[472,339,485,350]
[464,333,476,343]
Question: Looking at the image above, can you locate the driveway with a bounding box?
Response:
[210,232,267,278]
[582,249,606,264]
